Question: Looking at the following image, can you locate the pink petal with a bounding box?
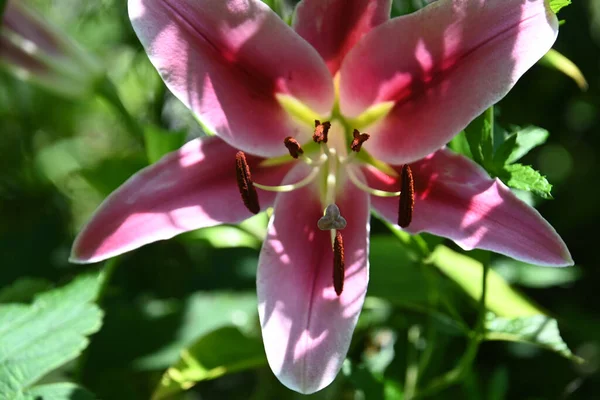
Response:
[364,148,572,266]
[71,137,292,263]
[293,0,391,75]
[129,0,333,157]
[257,166,370,393]
[339,0,558,164]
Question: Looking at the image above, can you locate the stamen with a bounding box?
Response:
[398,164,415,228]
[235,151,260,214]
[333,231,345,296]
[350,129,370,152]
[284,137,304,159]
[253,167,320,193]
[347,166,401,197]
[313,120,331,143]
[318,204,347,230]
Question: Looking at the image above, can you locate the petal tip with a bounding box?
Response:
[68,246,104,265]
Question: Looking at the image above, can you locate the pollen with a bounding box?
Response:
[350,129,370,152]
[235,151,260,214]
[333,231,345,296]
[398,164,414,228]
[313,120,331,143]
[284,136,304,159]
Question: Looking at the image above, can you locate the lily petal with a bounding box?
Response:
[128,0,334,157]
[71,137,292,263]
[293,0,391,75]
[365,148,572,266]
[340,0,558,164]
[258,166,370,393]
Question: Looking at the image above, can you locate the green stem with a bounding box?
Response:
[96,76,144,138]
[405,325,422,400]
[416,259,440,380]
[414,260,490,398]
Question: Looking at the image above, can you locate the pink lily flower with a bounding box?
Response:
[70,0,572,394]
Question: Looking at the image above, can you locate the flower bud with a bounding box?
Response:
[0,1,103,98]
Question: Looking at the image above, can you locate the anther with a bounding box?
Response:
[235,151,260,214]
[284,137,304,159]
[350,129,370,152]
[333,231,345,296]
[318,204,347,230]
[398,164,415,228]
[313,120,331,143]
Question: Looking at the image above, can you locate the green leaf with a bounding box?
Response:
[448,131,473,159]
[549,0,571,14]
[0,0,7,20]
[492,133,518,168]
[464,108,494,169]
[499,163,553,199]
[152,326,266,400]
[21,383,96,400]
[143,125,186,164]
[0,272,104,399]
[342,361,404,400]
[0,278,52,304]
[81,156,147,196]
[430,246,544,317]
[133,292,258,370]
[368,236,431,306]
[539,49,588,90]
[503,126,549,165]
[485,314,582,363]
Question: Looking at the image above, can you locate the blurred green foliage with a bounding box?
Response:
[1,0,599,399]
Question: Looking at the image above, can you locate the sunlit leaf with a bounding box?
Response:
[430,246,544,317]
[485,314,582,362]
[549,0,571,14]
[539,49,588,90]
[152,326,266,400]
[499,163,553,199]
[493,259,581,288]
[0,272,104,398]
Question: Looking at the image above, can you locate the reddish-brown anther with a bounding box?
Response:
[235,151,260,214]
[350,129,370,152]
[333,231,345,296]
[313,120,331,143]
[398,164,414,228]
[284,136,304,159]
